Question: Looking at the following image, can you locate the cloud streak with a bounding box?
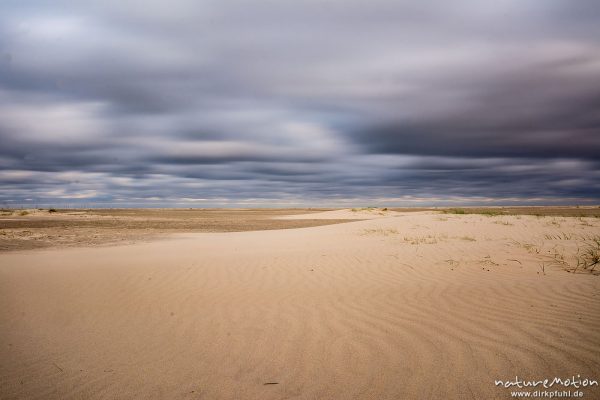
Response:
[1,0,599,206]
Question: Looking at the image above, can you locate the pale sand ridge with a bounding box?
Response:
[1,211,599,399]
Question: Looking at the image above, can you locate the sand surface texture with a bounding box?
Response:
[1,210,599,399]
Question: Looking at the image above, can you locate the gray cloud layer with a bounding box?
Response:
[1,0,599,206]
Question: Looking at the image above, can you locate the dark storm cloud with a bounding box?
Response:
[0,0,599,206]
[353,60,600,159]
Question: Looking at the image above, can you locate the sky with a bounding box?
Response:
[1,0,599,207]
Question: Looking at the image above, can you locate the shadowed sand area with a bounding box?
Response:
[1,209,600,399]
[0,208,356,252]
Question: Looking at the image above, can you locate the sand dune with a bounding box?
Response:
[1,211,599,399]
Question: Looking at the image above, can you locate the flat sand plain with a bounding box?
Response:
[1,208,600,399]
[0,208,354,252]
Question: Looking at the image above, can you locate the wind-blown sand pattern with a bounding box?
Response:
[1,210,600,399]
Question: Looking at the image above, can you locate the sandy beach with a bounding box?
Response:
[3,0,599,398]
[1,209,599,399]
